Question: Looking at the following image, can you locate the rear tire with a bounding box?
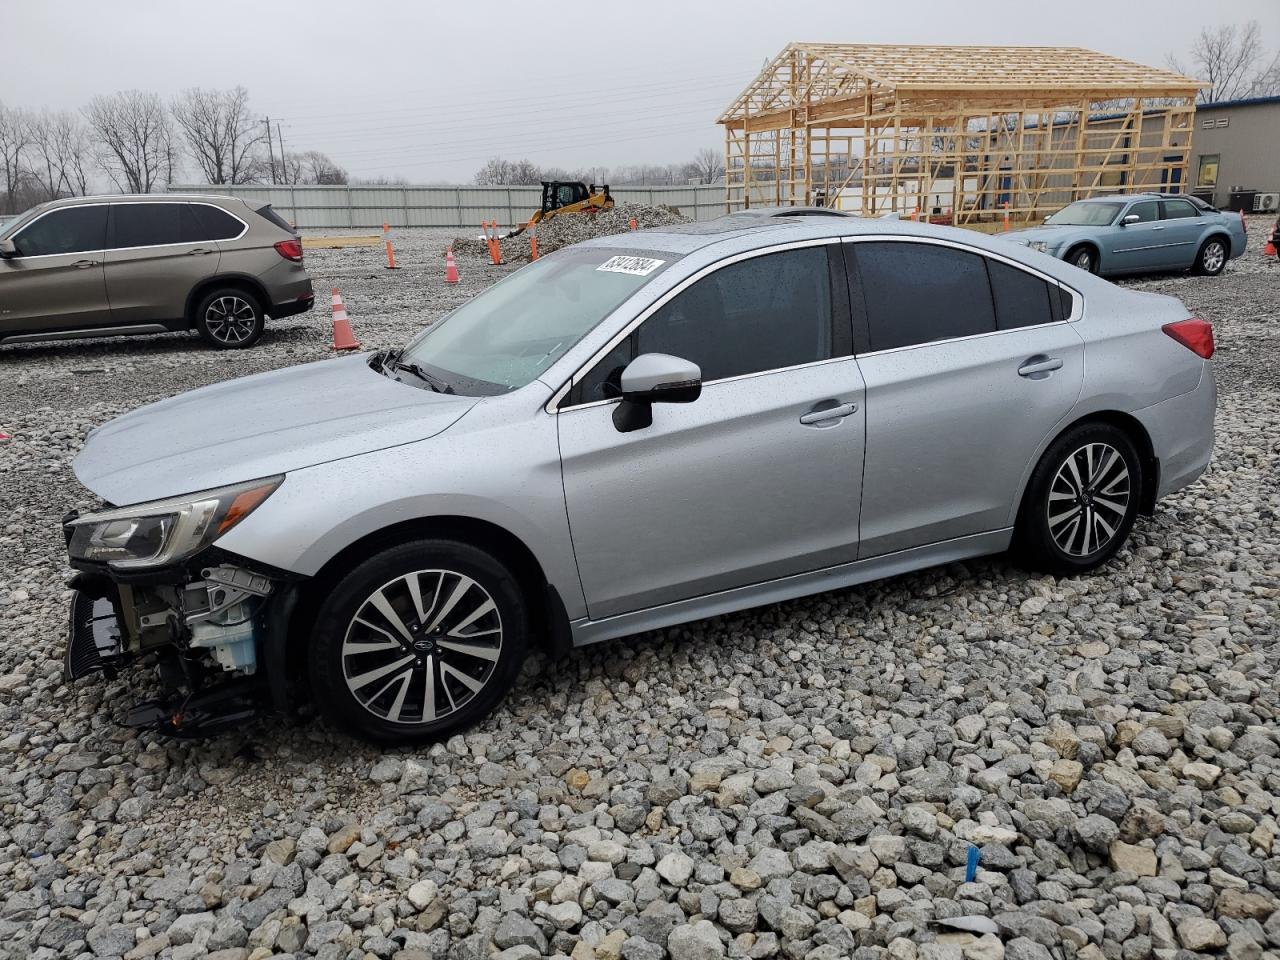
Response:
[308,539,529,745]
[1193,236,1228,276]
[194,287,264,349]
[1065,244,1099,274]
[1014,422,1143,575]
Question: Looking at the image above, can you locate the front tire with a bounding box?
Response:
[1193,237,1228,276]
[1014,422,1143,575]
[1065,244,1099,274]
[194,287,265,349]
[309,539,529,744]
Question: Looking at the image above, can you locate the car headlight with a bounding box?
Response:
[68,476,282,570]
[1028,241,1049,253]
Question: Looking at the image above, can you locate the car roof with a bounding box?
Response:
[574,210,1078,262]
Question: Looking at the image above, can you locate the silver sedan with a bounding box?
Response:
[63,211,1216,743]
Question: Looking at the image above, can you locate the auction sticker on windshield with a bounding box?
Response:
[596,255,666,276]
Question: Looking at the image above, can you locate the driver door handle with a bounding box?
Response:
[1018,356,1063,377]
[71,259,99,269]
[800,401,858,425]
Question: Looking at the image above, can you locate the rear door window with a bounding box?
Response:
[851,241,995,351]
[988,259,1056,330]
[191,204,246,241]
[12,206,108,256]
[109,203,203,248]
[1160,199,1199,220]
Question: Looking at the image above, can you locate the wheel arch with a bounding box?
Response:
[1063,239,1101,270]
[1198,230,1232,258]
[283,515,571,704]
[1014,410,1159,531]
[185,273,271,327]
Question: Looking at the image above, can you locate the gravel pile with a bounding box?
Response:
[1,224,1278,960]
[451,203,692,263]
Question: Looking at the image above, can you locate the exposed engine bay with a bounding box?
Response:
[66,559,292,737]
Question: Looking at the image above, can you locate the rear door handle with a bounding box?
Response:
[800,401,859,425]
[1018,356,1063,378]
[71,259,99,269]
[187,247,212,256]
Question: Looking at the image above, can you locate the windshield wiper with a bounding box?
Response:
[390,359,454,394]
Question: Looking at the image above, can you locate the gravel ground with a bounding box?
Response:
[0,220,1277,960]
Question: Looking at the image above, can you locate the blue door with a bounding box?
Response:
[1108,200,1168,272]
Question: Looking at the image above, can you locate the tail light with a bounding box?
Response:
[274,239,303,262]
[1239,209,1247,233]
[1162,318,1214,359]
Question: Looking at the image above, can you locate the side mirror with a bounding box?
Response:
[612,353,702,433]
[1121,214,1140,226]
[0,238,16,257]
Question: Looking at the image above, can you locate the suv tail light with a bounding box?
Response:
[1162,318,1214,359]
[1240,209,1247,233]
[274,239,303,262]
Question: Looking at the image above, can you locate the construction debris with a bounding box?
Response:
[450,202,691,262]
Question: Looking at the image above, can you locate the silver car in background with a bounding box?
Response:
[63,211,1216,743]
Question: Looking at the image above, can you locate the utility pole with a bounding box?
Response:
[276,121,287,183]
[264,117,277,184]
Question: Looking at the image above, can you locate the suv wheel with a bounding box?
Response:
[1014,422,1143,575]
[195,287,264,349]
[309,539,529,744]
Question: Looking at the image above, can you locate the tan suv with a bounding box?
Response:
[0,194,314,349]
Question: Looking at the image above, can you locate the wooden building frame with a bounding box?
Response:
[719,44,1206,224]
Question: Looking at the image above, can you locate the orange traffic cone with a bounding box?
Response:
[444,249,460,284]
[628,217,638,231]
[330,288,361,351]
[1265,241,1278,257]
[0,429,9,441]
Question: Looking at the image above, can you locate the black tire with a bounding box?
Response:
[1065,244,1099,274]
[194,287,265,349]
[1014,422,1143,575]
[1193,236,1228,276]
[308,539,529,745]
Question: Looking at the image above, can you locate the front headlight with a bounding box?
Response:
[69,476,282,570]
[1028,241,1049,253]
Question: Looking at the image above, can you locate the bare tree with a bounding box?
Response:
[84,90,175,193]
[0,101,31,213]
[1169,21,1280,102]
[26,111,93,201]
[473,157,542,185]
[171,86,264,184]
[301,150,348,185]
[685,147,725,184]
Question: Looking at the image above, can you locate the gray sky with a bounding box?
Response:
[8,0,1280,183]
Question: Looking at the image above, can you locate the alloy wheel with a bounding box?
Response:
[1072,249,1093,271]
[341,569,503,725]
[204,296,258,345]
[1046,442,1131,557]
[1202,241,1225,273]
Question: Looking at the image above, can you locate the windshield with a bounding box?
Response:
[1045,201,1124,226]
[397,247,674,395]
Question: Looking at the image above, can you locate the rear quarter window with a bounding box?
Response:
[254,204,295,233]
[988,259,1056,330]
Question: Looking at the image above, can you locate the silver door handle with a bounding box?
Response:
[800,401,858,424]
[1151,225,1165,231]
[187,248,212,256]
[1018,356,1063,377]
[71,259,98,269]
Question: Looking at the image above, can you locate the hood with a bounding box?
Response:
[1002,224,1079,246]
[74,353,477,505]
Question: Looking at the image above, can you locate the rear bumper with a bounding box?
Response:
[1133,362,1216,500]
[272,290,315,319]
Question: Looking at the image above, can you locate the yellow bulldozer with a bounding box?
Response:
[506,181,613,237]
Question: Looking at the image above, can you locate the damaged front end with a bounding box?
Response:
[62,476,298,738]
